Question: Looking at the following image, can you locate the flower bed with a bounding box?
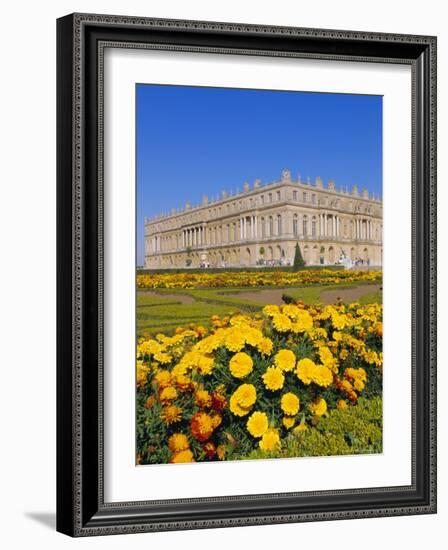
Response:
[136,301,382,464]
[137,269,382,290]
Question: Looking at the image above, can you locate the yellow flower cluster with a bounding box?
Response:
[137,269,382,290]
[136,300,382,464]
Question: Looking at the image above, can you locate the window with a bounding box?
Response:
[277,214,282,235]
[303,192,307,203]
[268,193,273,203]
[293,190,297,200]
[312,194,316,204]
[312,217,317,237]
[261,217,266,237]
[269,216,274,235]
[276,191,281,201]
[303,215,308,236]
[293,214,298,236]
[261,195,265,204]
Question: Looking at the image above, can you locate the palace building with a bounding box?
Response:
[144,169,382,269]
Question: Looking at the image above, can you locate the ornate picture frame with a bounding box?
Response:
[56,13,437,536]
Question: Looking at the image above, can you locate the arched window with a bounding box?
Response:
[312,216,317,237]
[303,215,308,237]
[293,214,298,236]
[269,216,274,236]
[261,217,266,238]
[277,214,282,235]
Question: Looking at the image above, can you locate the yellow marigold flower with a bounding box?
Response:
[281,392,300,415]
[229,352,254,379]
[339,349,349,360]
[229,314,252,327]
[257,337,273,356]
[170,449,195,463]
[244,326,264,347]
[282,416,296,429]
[136,361,150,388]
[159,386,178,403]
[290,310,314,333]
[313,364,333,387]
[282,304,299,318]
[262,367,285,391]
[232,383,257,408]
[354,379,365,392]
[319,346,338,372]
[259,428,281,451]
[263,304,280,317]
[196,355,213,375]
[337,399,348,410]
[229,394,251,417]
[153,351,172,364]
[224,329,246,352]
[296,358,317,385]
[274,349,296,372]
[161,405,182,424]
[308,397,327,417]
[168,433,190,453]
[138,339,162,356]
[153,369,172,388]
[195,389,212,408]
[272,313,292,333]
[246,411,269,438]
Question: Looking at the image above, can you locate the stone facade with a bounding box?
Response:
[144,170,382,269]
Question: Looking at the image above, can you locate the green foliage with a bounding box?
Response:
[242,397,382,461]
[292,242,305,271]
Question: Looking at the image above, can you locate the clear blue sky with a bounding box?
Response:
[136,84,382,265]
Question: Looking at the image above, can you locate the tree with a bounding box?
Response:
[292,242,305,271]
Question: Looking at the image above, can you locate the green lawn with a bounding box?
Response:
[137,281,382,338]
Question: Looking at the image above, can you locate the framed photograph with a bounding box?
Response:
[57,13,437,536]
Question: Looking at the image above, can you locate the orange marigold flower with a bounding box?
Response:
[211,391,227,411]
[216,444,226,460]
[159,386,178,403]
[144,395,155,409]
[203,441,216,459]
[170,449,195,463]
[161,405,182,425]
[168,433,190,453]
[195,389,212,408]
[190,412,215,442]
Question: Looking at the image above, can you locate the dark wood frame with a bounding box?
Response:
[57,13,437,537]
